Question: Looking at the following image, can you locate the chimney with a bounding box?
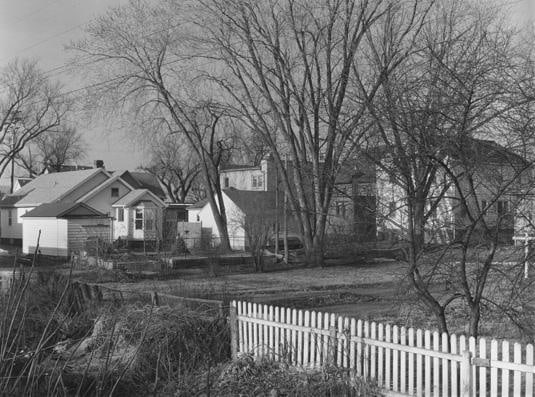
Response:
[94,160,105,169]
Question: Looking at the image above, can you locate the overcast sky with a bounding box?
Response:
[0,0,534,172]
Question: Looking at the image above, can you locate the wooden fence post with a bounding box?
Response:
[460,350,472,397]
[229,303,238,360]
[328,327,337,366]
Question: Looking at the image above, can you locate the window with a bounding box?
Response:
[117,208,124,222]
[388,201,396,216]
[111,187,119,197]
[252,175,263,188]
[135,209,143,230]
[224,177,230,188]
[497,200,509,217]
[8,210,12,226]
[481,200,487,211]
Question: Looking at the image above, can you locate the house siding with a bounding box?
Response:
[83,179,132,215]
[1,207,33,242]
[23,218,68,256]
[67,218,111,254]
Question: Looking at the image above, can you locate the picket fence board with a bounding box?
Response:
[231,301,535,397]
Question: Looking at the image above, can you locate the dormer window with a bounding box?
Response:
[111,187,119,198]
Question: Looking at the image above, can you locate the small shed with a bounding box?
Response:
[22,202,111,257]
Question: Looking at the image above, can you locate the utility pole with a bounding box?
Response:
[283,154,289,264]
[8,111,21,194]
[275,160,279,256]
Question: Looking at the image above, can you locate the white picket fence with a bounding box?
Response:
[229,300,535,397]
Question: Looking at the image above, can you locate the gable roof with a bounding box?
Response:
[22,202,107,218]
[76,174,135,202]
[188,198,209,209]
[223,189,278,215]
[112,189,166,207]
[115,171,165,198]
[5,168,109,207]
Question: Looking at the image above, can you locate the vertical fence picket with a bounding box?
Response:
[252,303,258,356]
[236,302,243,354]
[247,302,253,354]
[393,325,399,392]
[268,306,274,360]
[514,343,522,396]
[502,340,510,397]
[350,319,356,374]
[400,327,407,394]
[329,314,336,365]
[318,312,325,367]
[377,323,384,385]
[433,331,439,396]
[343,317,350,368]
[323,312,330,366]
[425,330,431,397]
[490,339,498,396]
[441,332,449,397]
[303,311,310,367]
[468,336,476,397]
[274,306,280,361]
[309,311,316,367]
[286,308,293,363]
[297,310,303,366]
[451,334,458,397]
[356,320,363,376]
[371,322,377,380]
[408,328,415,394]
[416,329,423,397]
[479,338,487,397]
[337,316,344,367]
[291,309,298,365]
[364,321,370,379]
[385,324,392,390]
[459,335,467,397]
[263,305,269,358]
[527,344,534,397]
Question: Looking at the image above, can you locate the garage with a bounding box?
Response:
[22,202,111,257]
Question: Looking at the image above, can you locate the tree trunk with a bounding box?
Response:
[468,302,481,338]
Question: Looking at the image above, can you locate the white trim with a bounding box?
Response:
[112,188,166,208]
[56,168,111,201]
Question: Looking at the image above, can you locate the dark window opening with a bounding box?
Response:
[111,187,119,197]
[135,209,143,230]
[224,177,229,188]
[118,208,124,222]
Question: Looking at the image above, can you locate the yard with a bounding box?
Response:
[91,254,535,343]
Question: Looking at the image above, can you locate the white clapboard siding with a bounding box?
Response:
[231,301,535,396]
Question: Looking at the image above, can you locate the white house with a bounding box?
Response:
[0,167,168,257]
[187,189,278,250]
[22,202,111,257]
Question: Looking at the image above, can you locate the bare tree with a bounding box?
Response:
[365,0,535,336]
[144,134,201,203]
[199,0,432,266]
[17,126,86,175]
[68,1,236,250]
[0,59,68,191]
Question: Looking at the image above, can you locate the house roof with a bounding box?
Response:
[223,189,278,215]
[188,198,209,209]
[112,189,166,207]
[76,174,135,202]
[16,177,33,187]
[5,168,108,207]
[116,171,165,198]
[0,194,25,207]
[22,202,107,218]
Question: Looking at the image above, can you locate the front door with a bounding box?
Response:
[133,208,144,240]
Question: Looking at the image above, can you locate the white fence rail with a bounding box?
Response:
[229,300,535,397]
